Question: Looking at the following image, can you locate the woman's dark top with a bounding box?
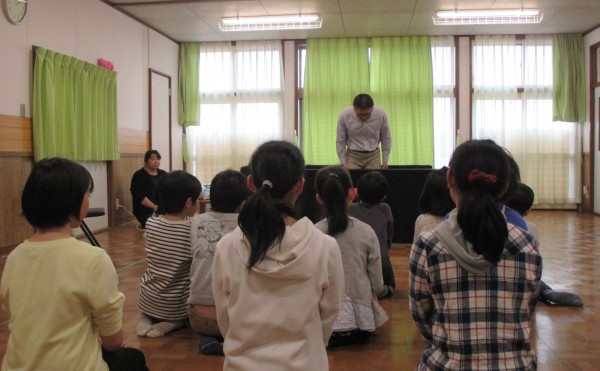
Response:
[130,167,167,227]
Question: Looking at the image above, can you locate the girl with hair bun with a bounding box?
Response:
[409,139,542,370]
[212,140,344,371]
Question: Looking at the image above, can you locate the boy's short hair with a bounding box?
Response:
[210,169,251,213]
[505,183,535,216]
[144,149,161,163]
[356,171,387,204]
[155,170,202,215]
[22,157,94,229]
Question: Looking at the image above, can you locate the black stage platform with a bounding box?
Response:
[297,166,433,244]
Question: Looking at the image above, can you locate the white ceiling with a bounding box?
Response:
[103,0,600,43]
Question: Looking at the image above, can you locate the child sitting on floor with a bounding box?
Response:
[413,167,455,240]
[137,170,202,337]
[1,157,148,370]
[315,165,389,346]
[188,169,250,355]
[349,171,395,295]
[212,141,344,370]
[410,139,541,369]
[506,183,583,307]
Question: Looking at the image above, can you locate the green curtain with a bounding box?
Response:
[553,34,586,123]
[178,42,201,164]
[302,38,370,165]
[178,42,200,127]
[32,47,119,161]
[370,36,434,165]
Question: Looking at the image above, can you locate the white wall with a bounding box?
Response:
[0,0,180,231]
[0,1,32,117]
[73,161,110,235]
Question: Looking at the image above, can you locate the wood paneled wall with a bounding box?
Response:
[119,128,149,154]
[112,128,148,227]
[0,114,32,153]
[0,115,35,250]
[0,156,35,250]
[111,155,145,227]
[0,114,150,250]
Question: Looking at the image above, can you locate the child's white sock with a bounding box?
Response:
[136,313,153,336]
[146,320,184,338]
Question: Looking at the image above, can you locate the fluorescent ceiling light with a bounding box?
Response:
[433,9,543,25]
[219,14,322,32]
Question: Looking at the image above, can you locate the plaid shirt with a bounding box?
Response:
[409,223,542,370]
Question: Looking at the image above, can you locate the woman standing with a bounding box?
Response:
[130,149,167,228]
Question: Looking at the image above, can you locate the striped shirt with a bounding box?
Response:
[138,216,192,320]
[409,224,542,370]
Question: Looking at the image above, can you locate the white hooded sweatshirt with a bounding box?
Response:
[212,217,344,371]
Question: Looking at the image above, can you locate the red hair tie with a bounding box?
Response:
[468,169,497,184]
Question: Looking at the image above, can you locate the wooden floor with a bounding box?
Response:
[0,210,598,370]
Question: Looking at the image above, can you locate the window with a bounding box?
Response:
[431,36,456,168]
[296,42,306,145]
[186,40,286,184]
[472,35,580,205]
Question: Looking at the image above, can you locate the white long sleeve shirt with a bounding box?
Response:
[336,107,392,165]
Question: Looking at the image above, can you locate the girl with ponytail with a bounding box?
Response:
[212,141,344,371]
[409,139,542,370]
[314,165,389,347]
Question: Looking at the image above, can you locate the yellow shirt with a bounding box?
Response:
[1,237,124,371]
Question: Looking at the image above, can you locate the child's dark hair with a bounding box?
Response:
[154,170,202,215]
[239,165,251,177]
[498,150,521,203]
[505,183,535,216]
[210,169,250,213]
[356,171,387,204]
[22,157,94,229]
[449,139,509,264]
[418,167,454,217]
[144,149,161,163]
[238,141,305,270]
[315,165,353,236]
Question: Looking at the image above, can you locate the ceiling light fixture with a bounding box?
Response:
[219,14,322,32]
[433,9,543,25]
